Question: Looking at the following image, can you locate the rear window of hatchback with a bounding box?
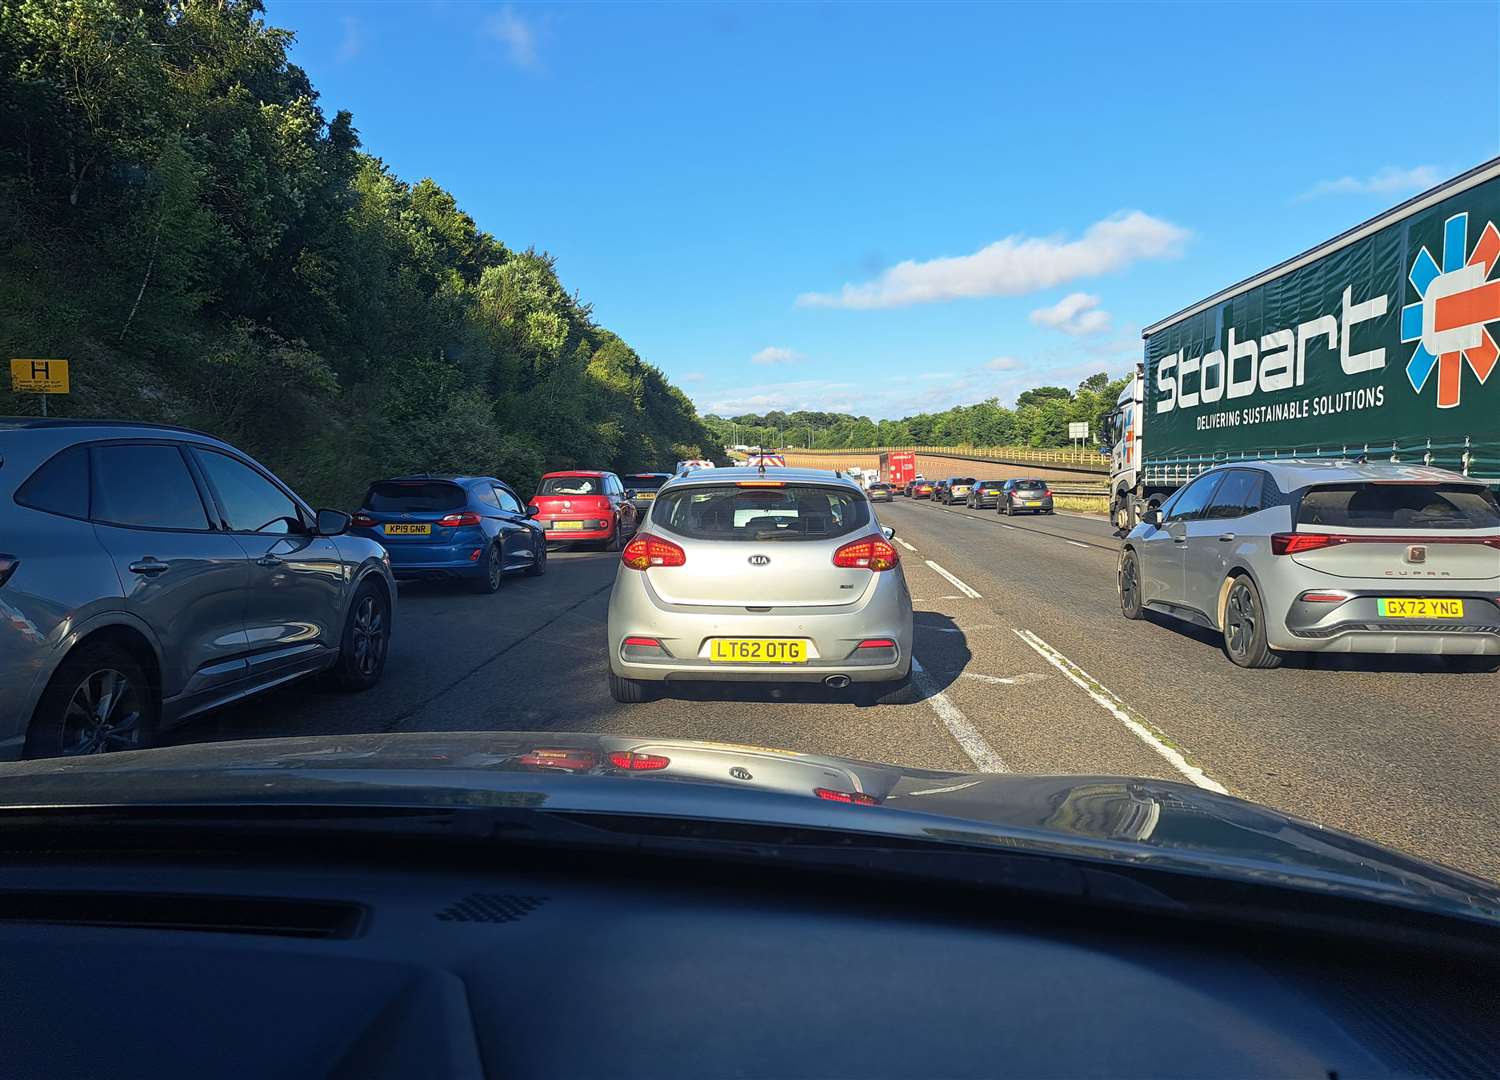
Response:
[539,476,601,495]
[364,481,466,513]
[652,484,871,541]
[1297,483,1500,530]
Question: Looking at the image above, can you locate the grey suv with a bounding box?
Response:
[0,419,397,758]
[1118,460,1500,670]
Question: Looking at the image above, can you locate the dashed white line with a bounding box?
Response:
[1012,629,1227,794]
[911,656,1007,773]
[999,523,1019,530]
[924,560,982,598]
[1066,540,1089,549]
[894,537,918,552]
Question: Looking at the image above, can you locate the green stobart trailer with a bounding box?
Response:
[1107,157,1500,530]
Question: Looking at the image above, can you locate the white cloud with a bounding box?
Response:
[750,346,803,365]
[795,211,1188,310]
[485,5,541,69]
[985,355,1022,371]
[1295,164,1440,202]
[337,16,364,62]
[678,371,705,384]
[1030,292,1112,336]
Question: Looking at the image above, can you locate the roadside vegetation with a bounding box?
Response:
[0,0,718,507]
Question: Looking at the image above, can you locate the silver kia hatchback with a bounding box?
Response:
[1118,460,1500,670]
[606,468,914,703]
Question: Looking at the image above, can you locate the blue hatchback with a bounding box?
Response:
[351,476,546,592]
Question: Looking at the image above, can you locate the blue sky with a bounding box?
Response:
[272,0,1499,419]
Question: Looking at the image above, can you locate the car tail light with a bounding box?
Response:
[608,751,670,771]
[516,749,597,772]
[623,636,661,647]
[1273,532,1500,555]
[0,555,17,589]
[814,788,878,805]
[1042,489,1052,497]
[351,512,376,528]
[832,536,899,571]
[621,534,686,569]
[594,519,611,529]
[857,638,897,649]
[437,511,482,527]
[1299,591,1351,604]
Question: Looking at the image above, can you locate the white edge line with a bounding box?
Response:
[911,657,1007,773]
[923,560,981,598]
[1066,540,1090,549]
[894,537,917,552]
[1012,629,1227,794]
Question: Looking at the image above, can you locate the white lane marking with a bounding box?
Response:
[960,671,1049,686]
[1066,540,1089,549]
[1012,629,1227,794]
[1000,523,1019,530]
[911,657,1007,773]
[903,780,984,797]
[924,560,982,598]
[939,594,963,599]
[894,537,918,552]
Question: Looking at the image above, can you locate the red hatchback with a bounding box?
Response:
[528,471,639,549]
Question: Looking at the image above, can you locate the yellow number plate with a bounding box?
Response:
[710,639,808,663]
[383,523,431,536]
[1377,598,1463,618]
[636,492,655,501]
[551,521,585,531]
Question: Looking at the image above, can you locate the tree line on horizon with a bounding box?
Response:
[0,0,718,507]
[703,372,1128,453]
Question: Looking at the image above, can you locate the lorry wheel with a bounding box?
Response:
[1118,550,1146,620]
[1221,577,1282,669]
[1113,495,1135,533]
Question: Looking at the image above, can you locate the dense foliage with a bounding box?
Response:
[0,0,719,507]
[705,372,1128,452]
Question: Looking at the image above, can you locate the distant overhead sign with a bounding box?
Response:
[10,359,69,394]
[1067,421,1089,440]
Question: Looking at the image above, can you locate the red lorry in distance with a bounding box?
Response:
[880,451,915,489]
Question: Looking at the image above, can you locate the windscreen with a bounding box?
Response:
[364,482,464,513]
[652,484,870,541]
[539,476,601,495]
[1013,479,1048,490]
[624,474,669,492]
[1297,483,1500,529]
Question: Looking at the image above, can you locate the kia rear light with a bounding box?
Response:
[857,638,897,649]
[814,788,878,805]
[621,534,686,570]
[832,536,899,571]
[608,751,670,771]
[351,512,376,528]
[623,636,661,647]
[437,511,483,528]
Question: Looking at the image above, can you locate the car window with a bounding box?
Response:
[1202,470,1259,520]
[1297,483,1500,529]
[494,486,522,513]
[1014,479,1047,491]
[539,476,599,495]
[365,482,466,512]
[195,450,302,534]
[91,444,209,531]
[652,484,871,541]
[624,474,669,492]
[14,444,90,519]
[1164,473,1224,523]
[474,486,500,509]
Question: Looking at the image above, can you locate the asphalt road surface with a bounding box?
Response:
[167,498,1500,883]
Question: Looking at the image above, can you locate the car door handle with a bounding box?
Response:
[1217,533,1236,542]
[256,555,284,568]
[128,558,169,575]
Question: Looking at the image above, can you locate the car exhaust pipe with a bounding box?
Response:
[823,674,851,689]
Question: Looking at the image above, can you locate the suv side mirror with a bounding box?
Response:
[525,504,540,518]
[881,525,896,541]
[315,508,351,536]
[1143,506,1164,527]
[625,489,636,500]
